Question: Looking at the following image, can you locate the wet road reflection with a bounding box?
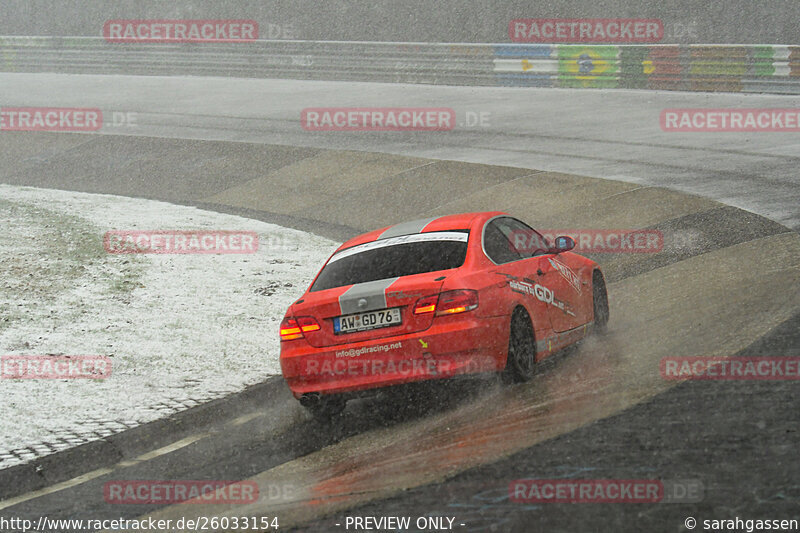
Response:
[144,233,800,529]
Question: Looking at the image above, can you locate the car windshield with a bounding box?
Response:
[310,231,469,291]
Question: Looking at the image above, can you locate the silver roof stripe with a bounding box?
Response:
[378,216,439,240]
[338,277,399,315]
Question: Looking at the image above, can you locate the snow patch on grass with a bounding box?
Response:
[0,184,338,468]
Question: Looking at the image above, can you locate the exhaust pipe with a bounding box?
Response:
[299,392,321,408]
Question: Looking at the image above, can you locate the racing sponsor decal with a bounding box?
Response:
[661,357,800,380]
[103,20,258,43]
[548,258,582,294]
[660,108,800,132]
[509,19,663,43]
[1,107,102,132]
[549,296,575,316]
[300,108,455,132]
[508,279,553,304]
[505,275,574,317]
[329,231,468,264]
[335,342,402,358]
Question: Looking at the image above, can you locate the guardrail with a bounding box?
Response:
[1,37,799,94]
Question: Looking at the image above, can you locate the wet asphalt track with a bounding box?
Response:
[0,75,799,532]
[2,73,799,230]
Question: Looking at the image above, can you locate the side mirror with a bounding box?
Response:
[552,236,575,253]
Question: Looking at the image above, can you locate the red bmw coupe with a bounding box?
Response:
[279,212,609,418]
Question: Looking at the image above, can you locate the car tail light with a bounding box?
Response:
[297,316,321,333]
[280,316,320,341]
[413,290,478,317]
[280,317,302,340]
[435,290,478,315]
[413,295,439,315]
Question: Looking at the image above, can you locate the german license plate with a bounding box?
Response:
[334,307,402,334]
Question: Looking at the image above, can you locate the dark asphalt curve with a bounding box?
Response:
[0,74,798,533]
[0,135,797,533]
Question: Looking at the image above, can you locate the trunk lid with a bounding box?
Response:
[292,272,448,348]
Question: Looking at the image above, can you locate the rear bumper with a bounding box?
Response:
[280,314,508,397]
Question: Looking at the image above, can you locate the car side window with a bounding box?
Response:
[505,218,550,257]
[483,218,523,264]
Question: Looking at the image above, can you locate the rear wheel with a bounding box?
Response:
[592,270,609,333]
[503,308,537,383]
[300,393,346,421]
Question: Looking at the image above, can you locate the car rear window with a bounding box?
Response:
[310,231,469,292]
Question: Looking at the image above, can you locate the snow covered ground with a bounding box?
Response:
[0,184,338,469]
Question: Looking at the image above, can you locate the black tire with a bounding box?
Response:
[301,394,346,421]
[503,308,537,383]
[592,270,610,333]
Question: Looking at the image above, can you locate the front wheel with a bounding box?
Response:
[503,309,537,383]
[592,270,609,333]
